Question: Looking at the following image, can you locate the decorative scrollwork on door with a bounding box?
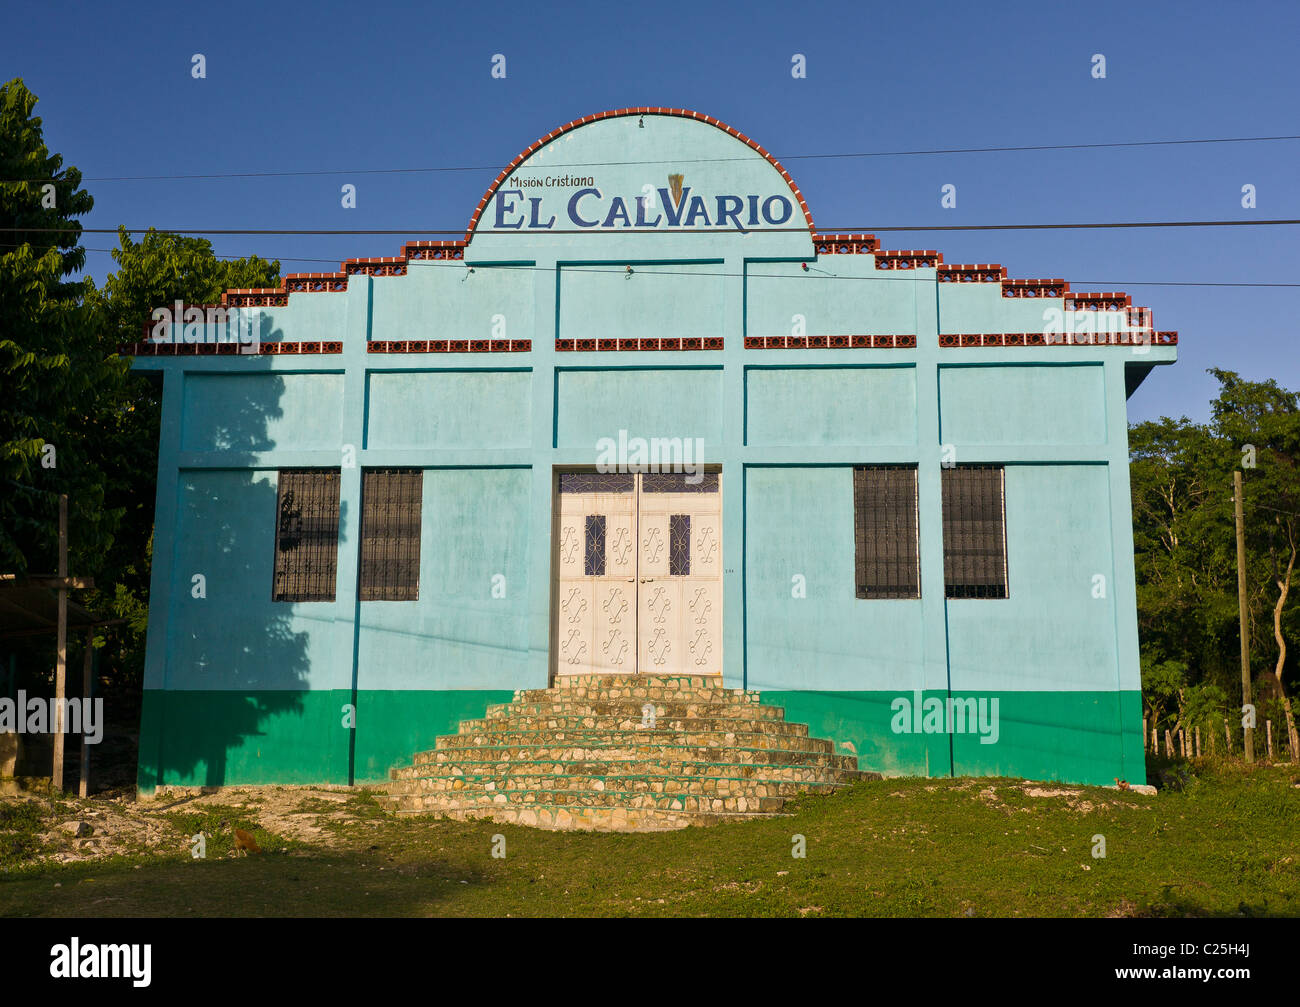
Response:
[646,627,671,665]
[697,524,718,565]
[688,586,710,624]
[642,525,664,565]
[689,627,712,666]
[562,628,587,665]
[646,585,671,624]
[602,587,628,623]
[560,524,580,566]
[561,586,587,624]
[602,628,629,666]
[609,525,632,566]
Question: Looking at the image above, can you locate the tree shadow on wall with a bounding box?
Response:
[140,342,349,790]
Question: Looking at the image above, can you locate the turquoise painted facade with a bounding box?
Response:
[129,108,1176,792]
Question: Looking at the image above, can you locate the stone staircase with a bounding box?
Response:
[376,674,877,831]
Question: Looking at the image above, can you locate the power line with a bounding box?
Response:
[4,218,1300,237]
[25,244,1299,290]
[2,132,1297,183]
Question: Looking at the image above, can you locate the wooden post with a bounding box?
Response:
[1234,471,1254,762]
[1164,729,1174,757]
[1267,720,1274,760]
[52,494,67,792]
[1225,718,1232,754]
[1195,726,1201,758]
[78,628,93,798]
[1209,724,1216,756]
[1143,717,1148,751]
[1181,730,1188,758]
[1151,725,1158,753]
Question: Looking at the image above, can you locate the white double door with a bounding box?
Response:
[555,471,722,677]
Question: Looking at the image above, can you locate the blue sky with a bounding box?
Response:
[5,0,1296,423]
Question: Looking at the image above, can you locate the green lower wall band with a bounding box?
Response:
[761,689,1146,787]
[136,688,1145,791]
[136,689,513,790]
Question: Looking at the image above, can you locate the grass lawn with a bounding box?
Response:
[1,761,1296,917]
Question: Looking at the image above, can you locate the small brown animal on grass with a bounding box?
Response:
[233,828,262,855]
[1114,778,1131,791]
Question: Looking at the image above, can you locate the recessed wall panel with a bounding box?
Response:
[745,366,916,446]
[182,373,344,452]
[939,364,1106,445]
[554,368,723,451]
[366,371,531,449]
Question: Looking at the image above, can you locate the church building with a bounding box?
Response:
[123,108,1177,796]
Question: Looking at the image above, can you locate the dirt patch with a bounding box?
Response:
[8,785,380,866]
[1023,787,1080,799]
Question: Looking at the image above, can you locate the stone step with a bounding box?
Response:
[513,684,764,705]
[391,804,785,831]
[485,700,787,722]
[456,715,810,736]
[427,728,835,755]
[391,753,862,779]
[390,769,855,795]
[381,680,867,831]
[376,788,790,815]
[540,674,736,692]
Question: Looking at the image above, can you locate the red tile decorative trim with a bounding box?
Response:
[116,339,343,356]
[468,108,815,241]
[812,233,879,254]
[135,240,470,325]
[814,236,1168,343]
[938,264,1006,283]
[1001,278,1068,298]
[343,255,407,278]
[874,250,941,270]
[1064,292,1131,310]
[552,336,723,351]
[745,334,915,349]
[939,331,1178,347]
[366,339,531,353]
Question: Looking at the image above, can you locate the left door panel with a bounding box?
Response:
[555,473,637,676]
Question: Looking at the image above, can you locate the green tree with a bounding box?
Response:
[1208,368,1300,756]
[1,78,281,708]
[1130,370,1300,757]
[1129,415,1239,696]
[0,77,120,575]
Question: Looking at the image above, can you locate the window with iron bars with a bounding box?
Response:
[853,465,920,599]
[359,468,423,601]
[272,469,341,602]
[941,464,1008,599]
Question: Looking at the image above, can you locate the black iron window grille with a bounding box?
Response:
[941,464,1008,599]
[641,471,719,493]
[359,468,423,601]
[669,514,691,575]
[272,469,341,602]
[853,465,920,599]
[584,514,607,575]
[559,472,635,494]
